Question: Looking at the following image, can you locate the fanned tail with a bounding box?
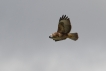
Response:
[68,33,78,41]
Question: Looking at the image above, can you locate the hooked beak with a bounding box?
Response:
[49,36,51,38]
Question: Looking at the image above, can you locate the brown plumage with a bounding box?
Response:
[49,15,78,42]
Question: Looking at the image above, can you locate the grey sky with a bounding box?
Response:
[0,0,106,71]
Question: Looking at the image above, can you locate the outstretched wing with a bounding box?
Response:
[57,15,71,34]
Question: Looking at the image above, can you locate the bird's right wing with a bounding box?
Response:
[57,15,71,34]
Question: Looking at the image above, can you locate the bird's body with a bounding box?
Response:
[49,15,78,42]
[49,32,67,41]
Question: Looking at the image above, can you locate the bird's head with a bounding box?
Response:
[49,32,64,41]
[49,32,59,39]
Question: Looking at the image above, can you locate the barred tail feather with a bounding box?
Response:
[68,33,78,41]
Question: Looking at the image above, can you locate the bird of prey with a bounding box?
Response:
[49,15,79,42]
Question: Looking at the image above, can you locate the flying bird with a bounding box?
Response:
[49,15,78,42]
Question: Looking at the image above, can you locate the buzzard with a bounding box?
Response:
[49,15,78,42]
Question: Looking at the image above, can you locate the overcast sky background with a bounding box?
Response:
[0,0,106,71]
